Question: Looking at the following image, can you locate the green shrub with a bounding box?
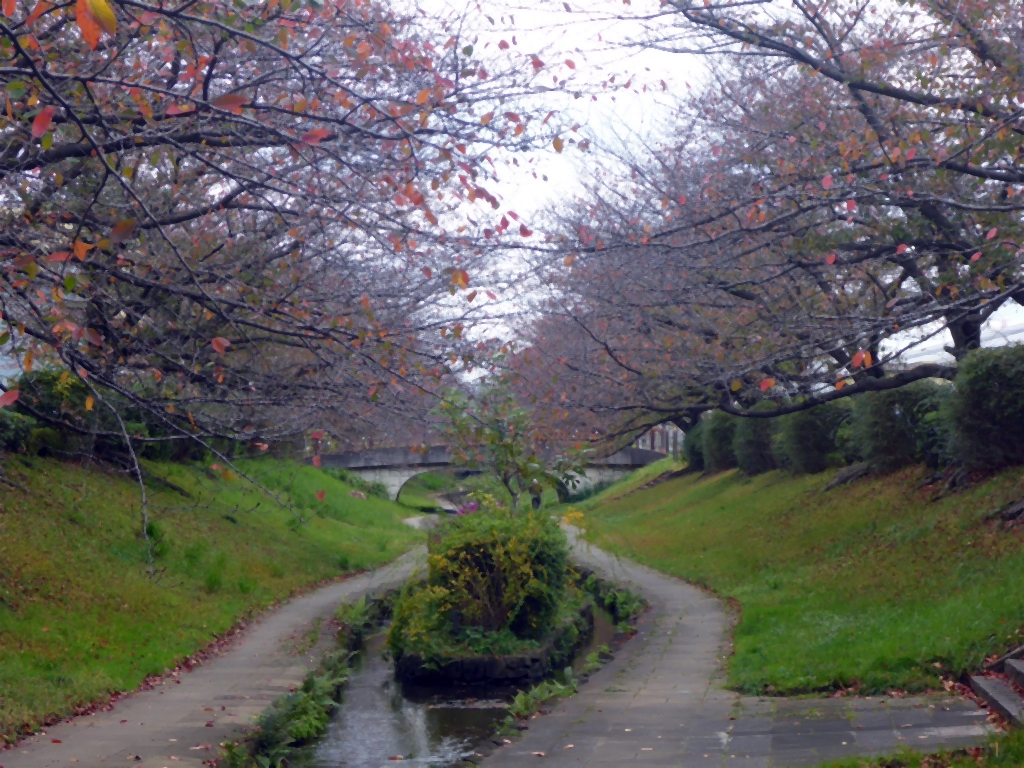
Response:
[773,402,849,474]
[388,505,570,659]
[732,404,777,476]
[947,346,1024,469]
[0,409,35,452]
[852,381,952,472]
[702,410,737,473]
[682,419,706,471]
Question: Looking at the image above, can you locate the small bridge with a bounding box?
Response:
[315,446,666,501]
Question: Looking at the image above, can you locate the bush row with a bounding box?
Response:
[694,345,1024,477]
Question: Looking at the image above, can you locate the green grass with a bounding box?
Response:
[0,456,421,743]
[397,471,452,511]
[565,455,684,512]
[580,463,1024,695]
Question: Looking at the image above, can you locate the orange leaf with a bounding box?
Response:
[825,253,836,265]
[300,128,330,144]
[851,350,864,368]
[821,174,833,189]
[2,0,15,16]
[211,337,230,354]
[422,267,432,279]
[552,137,564,153]
[970,251,982,262]
[759,378,776,392]
[73,240,93,260]
[86,328,103,347]
[480,112,493,125]
[895,243,908,254]
[75,0,101,49]
[210,93,247,113]
[49,251,71,262]
[31,106,53,137]
[835,379,846,391]
[863,351,873,367]
[25,0,49,22]
[0,389,18,408]
[311,430,326,440]
[315,490,326,502]
[110,219,136,244]
[416,88,430,105]
[466,290,477,302]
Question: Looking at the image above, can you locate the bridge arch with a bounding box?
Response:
[314,446,666,501]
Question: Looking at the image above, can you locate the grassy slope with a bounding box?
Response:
[568,455,683,511]
[581,463,1024,695]
[0,456,421,743]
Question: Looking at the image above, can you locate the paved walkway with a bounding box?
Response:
[2,548,425,768]
[480,530,993,768]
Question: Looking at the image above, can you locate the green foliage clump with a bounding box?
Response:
[852,381,952,472]
[946,345,1024,469]
[0,409,35,452]
[773,402,849,474]
[701,410,737,473]
[682,419,705,471]
[580,573,647,630]
[388,505,569,660]
[505,670,577,721]
[732,403,777,476]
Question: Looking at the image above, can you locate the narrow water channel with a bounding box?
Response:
[304,610,616,768]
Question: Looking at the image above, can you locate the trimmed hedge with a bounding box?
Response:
[947,346,1024,469]
[773,402,849,475]
[683,418,706,471]
[852,381,951,472]
[733,403,777,476]
[0,409,35,452]
[702,410,737,473]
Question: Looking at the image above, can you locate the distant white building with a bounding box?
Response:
[634,423,685,456]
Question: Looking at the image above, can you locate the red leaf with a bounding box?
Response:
[678,195,687,205]
[51,739,62,743]
[312,454,322,467]
[486,290,497,300]
[110,219,137,244]
[986,227,998,240]
[825,253,837,265]
[519,223,532,237]
[315,490,326,502]
[31,106,54,138]
[821,174,833,189]
[851,350,865,368]
[421,267,432,279]
[49,251,71,262]
[565,59,575,69]
[905,147,917,160]
[759,378,776,392]
[2,0,15,16]
[970,251,982,262]
[507,211,519,221]
[895,244,908,254]
[311,430,325,440]
[166,103,195,115]
[211,463,222,470]
[211,337,230,354]
[300,128,330,144]
[75,0,100,49]
[210,94,247,113]
[86,328,103,347]
[498,39,509,49]
[0,390,19,408]
[846,199,856,212]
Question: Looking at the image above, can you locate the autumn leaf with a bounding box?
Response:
[466,290,477,302]
[300,128,330,144]
[678,195,687,205]
[895,243,908,254]
[75,0,101,49]
[110,219,136,244]
[2,0,15,16]
[565,59,576,69]
[416,88,430,105]
[86,328,103,347]
[87,0,115,34]
[311,430,326,440]
[863,351,873,367]
[421,266,432,279]
[486,290,497,300]
[759,378,775,392]
[211,337,231,354]
[730,379,742,392]
[905,147,917,160]
[480,112,493,125]
[986,227,998,240]
[210,93,247,113]
[31,106,54,138]
[821,174,833,189]
[970,251,982,262]
[49,251,71,262]
[519,223,533,237]
[552,137,564,153]
[846,199,856,212]
[25,0,50,23]
[0,390,19,408]
[851,350,864,368]
[73,240,93,260]
[315,490,326,502]
[825,253,837,265]
[85,395,94,411]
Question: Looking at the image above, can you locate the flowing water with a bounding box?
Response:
[303,611,616,768]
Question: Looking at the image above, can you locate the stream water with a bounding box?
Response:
[302,611,616,768]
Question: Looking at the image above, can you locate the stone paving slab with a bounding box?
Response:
[480,530,993,768]
[1,548,425,768]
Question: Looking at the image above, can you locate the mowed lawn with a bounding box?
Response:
[0,457,421,743]
[580,464,1024,695]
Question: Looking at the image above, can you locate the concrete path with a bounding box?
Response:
[481,531,993,768]
[2,548,425,768]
